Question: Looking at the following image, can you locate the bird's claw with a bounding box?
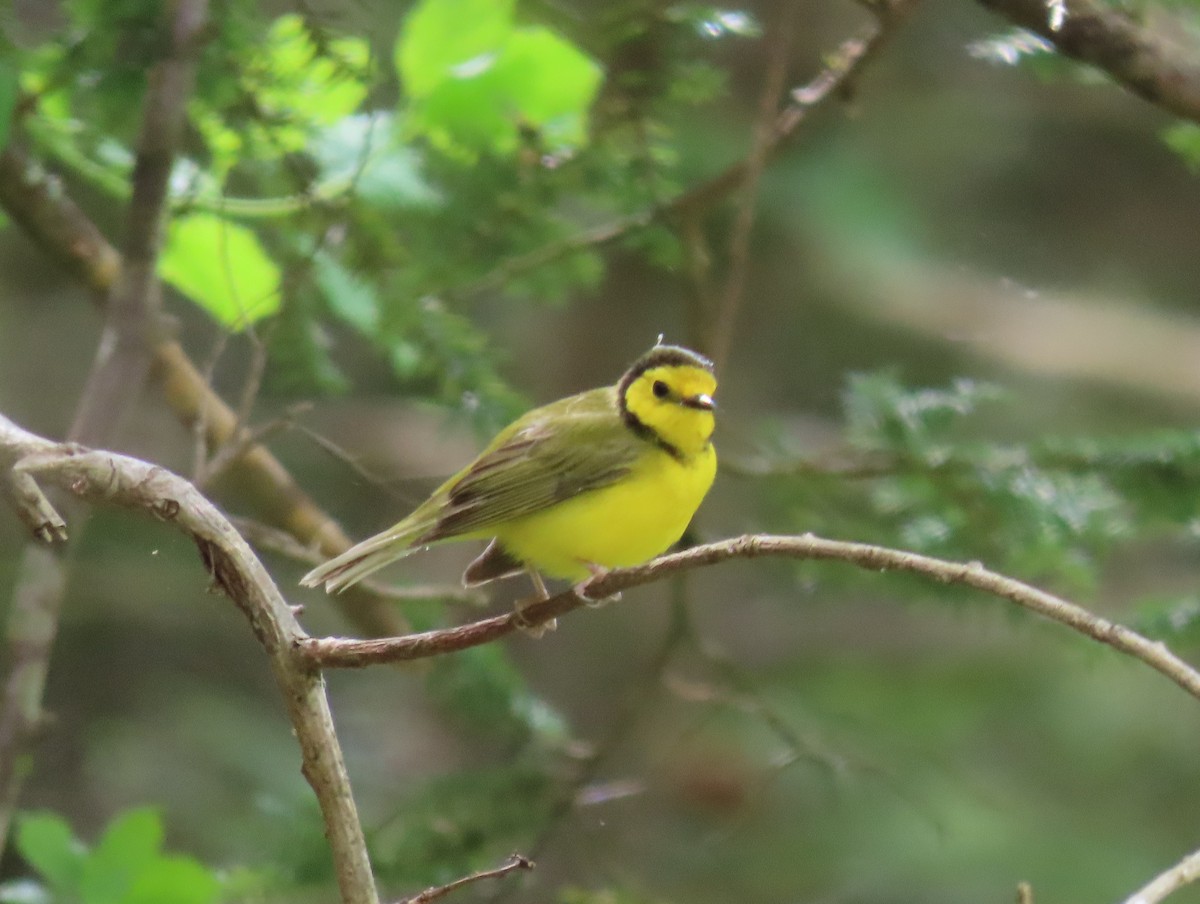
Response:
[513,598,557,637]
[574,563,621,608]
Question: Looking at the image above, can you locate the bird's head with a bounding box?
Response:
[618,345,717,458]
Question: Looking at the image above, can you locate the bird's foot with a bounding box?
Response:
[573,562,621,608]
[515,566,556,636]
[513,597,557,637]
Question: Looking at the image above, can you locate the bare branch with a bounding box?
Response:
[0,144,121,295]
[1121,847,1200,904]
[671,0,918,220]
[709,0,799,371]
[0,542,67,853]
[298,533,1200,706]
[398,854,533,904]
[69,0,209,445]
[977,0,1200,124]
[197,401,312,488]
[0,412,379,904]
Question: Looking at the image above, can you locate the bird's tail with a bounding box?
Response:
[299,524,424,594]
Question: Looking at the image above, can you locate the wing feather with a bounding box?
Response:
[418,388,639,542]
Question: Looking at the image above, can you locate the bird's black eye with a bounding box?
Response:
[652,380,669,399]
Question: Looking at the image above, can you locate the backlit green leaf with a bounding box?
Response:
[160,214,281,329]
[125,857,220,904]
[490,26,603,149]
[80,808,163,904]
[397,0,515,97]
[396,0,601,155]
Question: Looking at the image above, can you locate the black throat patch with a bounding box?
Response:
[616,345,714,463]
[620,403,686,462]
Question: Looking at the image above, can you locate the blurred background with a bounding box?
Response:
[3,0,1200,901]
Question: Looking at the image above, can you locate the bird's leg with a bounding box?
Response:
[528,567,550,600]
[573,562,622,608]
[514,567,557,637]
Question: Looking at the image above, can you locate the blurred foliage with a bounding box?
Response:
[396,0,603,156]
[754,372,1200,600]
[158,214,281,329]
[5,0,1200,903]
[9,0,747,426]
[0,809,220,904]
[370,762,559,890]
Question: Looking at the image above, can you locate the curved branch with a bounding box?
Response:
[1122,846,1200,904]
[976,0,1200,124]
[0,413,378,904]
[298,533,1200,705]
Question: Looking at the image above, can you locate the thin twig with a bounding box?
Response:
[232,516,484,605]
[198,401,313,488]
[671,0,919,219]
[297,533,1200,706]
[455,0,918,305]
[191,330,231,481]
[709,0,799,372]
[294,422,410,499]
[398,853,533,904]
[721,449,909,480]
[68,0,209,445]
[1121,847,1200,904]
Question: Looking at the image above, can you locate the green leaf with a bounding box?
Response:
[396,0,601,155]
[396,0,515,98]
[489,26,603,149]
[15,813,87,896]
[1163,121,1200,172]
[124,857,220,904]
[259,16,369,127]
[159,214,281,329]
[413,69,518,154]
[80,808,163,904]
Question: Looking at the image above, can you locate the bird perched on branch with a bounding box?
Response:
[301,344,718,606]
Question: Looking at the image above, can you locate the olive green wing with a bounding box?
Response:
[417,387,641,543]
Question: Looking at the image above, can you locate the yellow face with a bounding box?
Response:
[623,364,717,458]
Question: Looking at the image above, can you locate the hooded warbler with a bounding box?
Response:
[301,344,717,597]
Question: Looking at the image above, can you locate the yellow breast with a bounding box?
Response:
[494,444,717,581]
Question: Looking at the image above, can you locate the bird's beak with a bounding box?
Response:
[683,393,716,411]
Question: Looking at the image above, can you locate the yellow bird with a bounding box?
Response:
[301,344,717,599]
